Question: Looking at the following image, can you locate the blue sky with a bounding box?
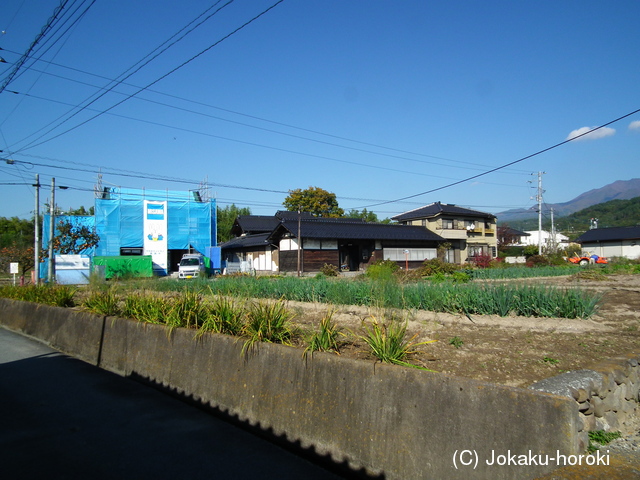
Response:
[1,0,639,223]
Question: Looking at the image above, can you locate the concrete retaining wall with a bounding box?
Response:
[530,357,640,446]
[0,298,581,480]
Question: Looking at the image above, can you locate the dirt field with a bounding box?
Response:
[289,273,640,388]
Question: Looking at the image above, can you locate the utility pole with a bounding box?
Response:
[34,174,40,285]
[550,208,556,253]
[47,178,55,283]
[297,207,301,277]
[533,172,546,255]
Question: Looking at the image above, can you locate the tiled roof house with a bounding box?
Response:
[392,202,497,263]
[220,211,444,273]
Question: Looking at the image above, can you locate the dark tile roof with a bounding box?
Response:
[392,202,495,222]
[270,218,444,242]
[575,226,640,243]
[275,210,315,220]
[503,227,530,237]
[232,215,280,235]
[219,233,271,249]
[232,211,356,235]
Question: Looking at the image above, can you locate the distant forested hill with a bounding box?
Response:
[497,178,640,223]
[506,197,640,240]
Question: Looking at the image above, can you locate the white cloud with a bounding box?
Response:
[629,120,640,131]
[566,126,616,141]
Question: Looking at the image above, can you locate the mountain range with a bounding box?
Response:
[496,178,640,223]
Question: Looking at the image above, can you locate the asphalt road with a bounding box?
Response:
[0,327,345,480]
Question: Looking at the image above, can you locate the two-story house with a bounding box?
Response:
[391,202,497,264]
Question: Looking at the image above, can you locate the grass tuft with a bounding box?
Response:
[242,299,296,354]
[359,316,435,370]
[305,309,343,355]
[0,284,76,307]
[82,287,120,316]
[198,296,246,337]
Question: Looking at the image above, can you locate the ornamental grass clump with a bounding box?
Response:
[197,296,246,337]
[82,287,120,316]
[305,309,342,355]
[359,316,435,370]
[166,290,208,329]
[0,284,76,307]
[121,292,171,324]
[242,299,296,353]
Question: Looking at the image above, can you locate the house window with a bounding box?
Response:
[442,219,454,229]
[383,248,437,261]
[421,219,427,227]
[468,246,485,257]
[444,248,455,263]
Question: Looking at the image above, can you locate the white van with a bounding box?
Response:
[178,254,206,279]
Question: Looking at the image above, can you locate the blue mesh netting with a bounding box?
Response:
[39,188,216,279]
[94,188,216,256]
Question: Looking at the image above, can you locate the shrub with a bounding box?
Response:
[545,252,569,266]
[451,271,471,284]
[501,246,524,257]
[418,258,459,276]
[365,259,400,281]
[320,263,339,277]
[429,272,447,283]
[526,255,550,267]
[470,254,493,269]
[563,244,582,258]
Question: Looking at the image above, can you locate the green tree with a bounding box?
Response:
[217,204,251,244]
[523,245,539,258]
[62,205,95,216]
[0,216,34,249]
[283,187,344,217]
[346,208,379,222]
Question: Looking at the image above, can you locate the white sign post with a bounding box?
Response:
[143,200,168,275]
[10,262,19,286]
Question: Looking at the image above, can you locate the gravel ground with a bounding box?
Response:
[535,415,640,480]
[605,414,640,456]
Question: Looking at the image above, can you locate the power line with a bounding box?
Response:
[0,0,71,94]
[10,0,286,154]
[355,106,640,209]
[4,0,96,90]
[1,48,530,176]
[3,0,233,151]
[6,156,291,195]
[8,91,532,189]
